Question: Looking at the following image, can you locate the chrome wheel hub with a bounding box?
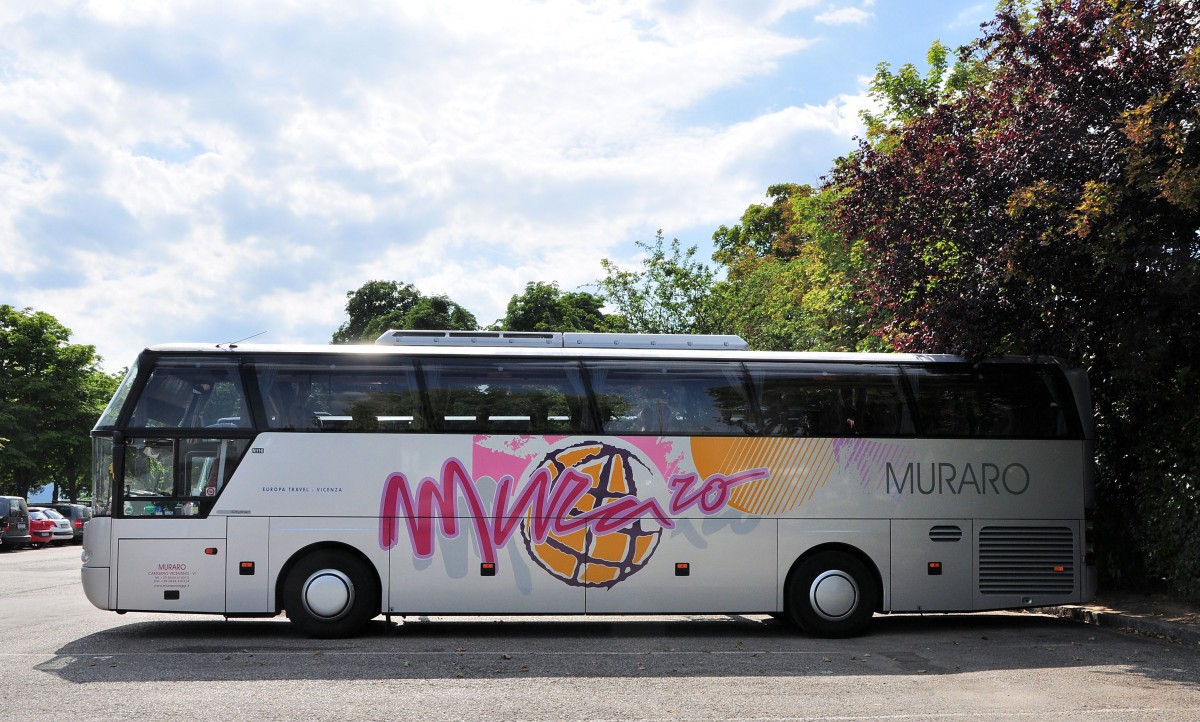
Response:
[809,570,858,621]
[302,569,354,620]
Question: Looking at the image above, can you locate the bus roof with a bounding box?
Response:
[136,341,1044,366]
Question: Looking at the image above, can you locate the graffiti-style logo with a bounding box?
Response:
[378,437,768,588]
[522,441,661,588]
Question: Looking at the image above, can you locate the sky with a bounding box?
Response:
[1,0,997,371]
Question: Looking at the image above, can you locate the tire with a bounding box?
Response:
[283,550,379,639]
[786,550,878,638]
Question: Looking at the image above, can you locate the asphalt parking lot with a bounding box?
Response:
[4,543,1200,721]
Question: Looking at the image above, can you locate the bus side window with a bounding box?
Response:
[747,363,912,438]
[758,390,810,436]
[265,381,317,430]
[127,360,251,430]
[119,438,248,517]
[905,364,1078,439]
[185,452,215,496]
[587,360,752,436]
[422,358,590,434]
[255,362,423,432]
[182,439,248,498]
[590,367,661,434]
[122,439,177,515]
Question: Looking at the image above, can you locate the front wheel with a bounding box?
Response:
[283,551,379,638]
[786,550,878,638]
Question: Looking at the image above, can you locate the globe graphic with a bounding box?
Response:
[521,440,662,588]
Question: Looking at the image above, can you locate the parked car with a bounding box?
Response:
[0,496,31,550]
[27,507,73,547]
[46,502,91,544]
[28,510,56,548]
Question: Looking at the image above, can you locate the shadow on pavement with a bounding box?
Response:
[37,611,1200,686]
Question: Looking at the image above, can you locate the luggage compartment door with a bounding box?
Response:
[116,538,226,612]
[889,520,973,612]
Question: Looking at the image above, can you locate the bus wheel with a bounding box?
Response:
[786,551,877,638]
[283,551,378,639]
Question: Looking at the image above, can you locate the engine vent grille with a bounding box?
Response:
[978,526,1075,595]
[929,525,963,542]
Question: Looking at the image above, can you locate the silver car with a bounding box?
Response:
[46,502,91,544]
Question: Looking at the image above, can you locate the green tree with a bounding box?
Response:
[597,231,717,334]
[0,306,111,500]
[53,368,120,502]
[332,280,423,344]
[332,280,478,343]
[496,282,613,332]
[859,40,986,147]
[399,295,478,332]
[710,185,883,351]
[712,183,810,267]
[832,0,1200,594]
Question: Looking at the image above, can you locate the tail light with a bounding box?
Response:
[74,520,83,529]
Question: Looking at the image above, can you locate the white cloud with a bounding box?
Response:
[814,6,874,26]
[0,0,899,370]
[0,139,61,278]
[949,4,992,30]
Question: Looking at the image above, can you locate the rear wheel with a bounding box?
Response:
[283,551,379,639]
[786,550,878,638]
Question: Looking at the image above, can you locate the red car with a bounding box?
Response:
[28,508,73,548]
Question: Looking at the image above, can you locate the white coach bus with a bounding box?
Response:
[82,331,1096,638]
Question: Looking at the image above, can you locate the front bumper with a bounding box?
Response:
[81,566,110,610]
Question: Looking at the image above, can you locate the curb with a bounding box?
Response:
[1036,605,1200,646]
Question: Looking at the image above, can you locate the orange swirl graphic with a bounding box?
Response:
[690,437,838,516]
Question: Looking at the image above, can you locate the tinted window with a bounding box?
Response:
[747,363,913,437]
[423,358,590,434]
[905,364,1079,438]
[255,359,422,432]
[128,359,250,429]
[122,437,250,516]
[587,360,751,436]
[96,360,138,429]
